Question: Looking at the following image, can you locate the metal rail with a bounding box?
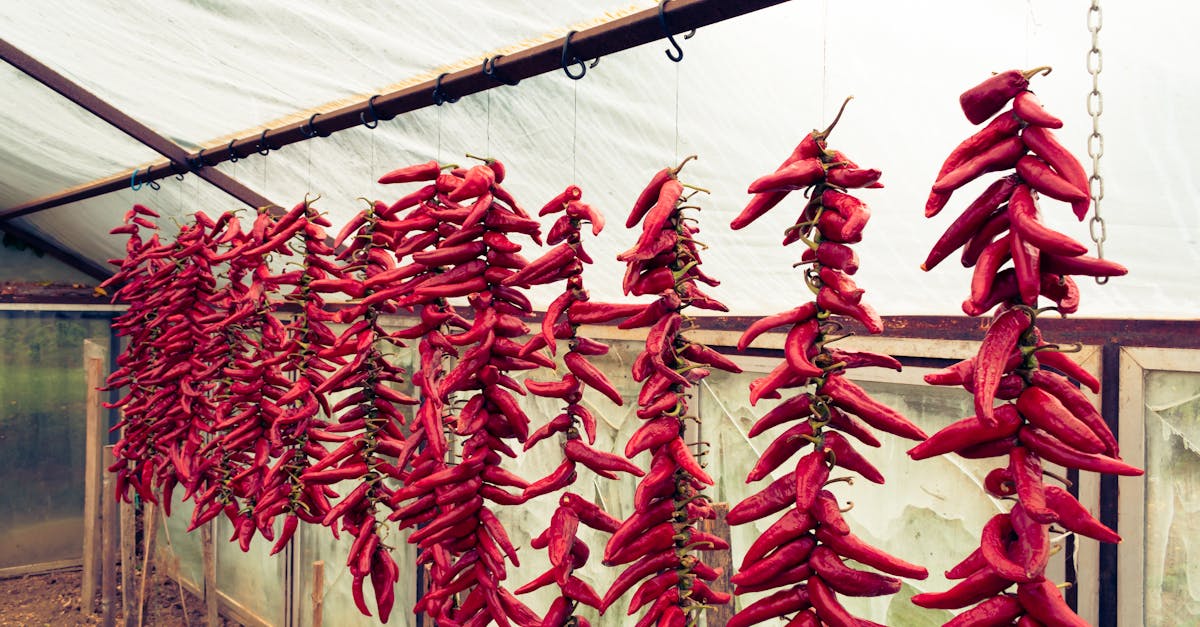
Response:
[0,38,281,218]
[0,0,792,222]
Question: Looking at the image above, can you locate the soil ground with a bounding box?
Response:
[0,564,243,627]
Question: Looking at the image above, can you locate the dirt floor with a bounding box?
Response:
[0,564,242,627]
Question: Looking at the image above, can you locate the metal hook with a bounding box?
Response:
[186,148,211,171]
[173,162,186,181]
[561,31,588,80]
[130,167,144,191]
[227,139,240,163]
[301,113,324,139]
[148,177,161,191]
[658,0,693,62]
[432,73,459,106]
[482,55,520,86]
[257,130,274,156]
[360,95,381,129]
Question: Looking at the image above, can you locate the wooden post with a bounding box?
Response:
[698,503,734,627]
[136,502,158,627]
[311,561,324,627]
[100,445,118,627]
[82,339,108,612]
[201,523,219,627]
[121,494,137,627]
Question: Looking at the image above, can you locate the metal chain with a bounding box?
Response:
[1086,0,1108,284]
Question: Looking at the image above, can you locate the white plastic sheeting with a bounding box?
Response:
[1,1,1197,318]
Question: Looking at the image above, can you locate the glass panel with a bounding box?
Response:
[0,311,112,569]
[157,488,205,589]
[1144,370,1200,625]
[697,360,992,624]
[215,515,288,626]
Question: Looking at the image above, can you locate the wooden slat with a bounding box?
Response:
[81,339,107,611]
[201,523,219,627]
[311,561,324,627]
[698,503,734,626]
[121,494,136,627]
[100,445,118,627]
[135,503,158,627]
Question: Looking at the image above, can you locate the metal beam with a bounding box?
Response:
[0,0,792,221]
[0,38,280,220]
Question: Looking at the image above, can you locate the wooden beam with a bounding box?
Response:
[0,0,793,220]
[0,37,280,222]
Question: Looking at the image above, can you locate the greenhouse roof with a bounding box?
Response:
[0,0,1196,318]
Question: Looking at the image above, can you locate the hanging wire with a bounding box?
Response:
[673,60,681,162]
[1086,0,1108,284]
[573,77,581,183]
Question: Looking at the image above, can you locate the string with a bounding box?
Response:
[306,138,312,194]
[572,79,578,184]
[672,59,681,160]
[437,105,443,163]
[486,90,492,155]
[821,0,829,120]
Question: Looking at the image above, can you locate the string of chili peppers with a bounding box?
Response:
[727,99,931,627]
[303,200,422,622]
[591,156,738,627]
[104,209,223,515]
[373,157,545,626]
[236,199,341,553]
[187,208,286,543]
[102,204,167,506]
[506,186,625,626]
[910,69,1138,626]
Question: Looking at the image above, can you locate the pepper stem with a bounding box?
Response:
[1022,66,1053,80]
[672,154,698,175]
[817,95,855,139]
[463,152,494,164]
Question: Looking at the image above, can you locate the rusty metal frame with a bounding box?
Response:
[0,0,792,222]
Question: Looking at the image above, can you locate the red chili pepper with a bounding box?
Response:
[564,439,644,477]
[824,432,884,484]
[727,469,797,526]
[1039,253,1127,278]
[945,547,988,579]
[910,566,1013,609]
[959,67,1048,125]
[979,513,1034,582]
[741,508,816,566]
[1018,427,1142,476]
[378,159,442,184]
[973,308,1032,425]
[746,421,815,482]
[821,374,929,441]
[727,586,811,627]
[1013,90,1063,128]
[1007,186,1087,258]
[826,166,882,189]
[814,526,928,579]
[807,576,859,627]
[933,137,1027,194]
[729,534,816,587]
[1016,579,1090,627]
[1017,387,1106,454]
[793,449,831,513]
[1028,369,1118,456]
[1009,227,1041,306]
[809,546,902,596]
[563,351,623,405]
[1015,155,1088,203]
[1043,485,1120,543]
[1021,126,1089,209]
[945,594,1024,627]
[731,190,790,231]
[1008,446,1056,523]
[908,403,1023,460]
[738,303,819,350]
[927,113,1022,218]
[748,158,826,193]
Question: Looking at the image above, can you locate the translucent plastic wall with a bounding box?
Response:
[0,310,114,571]
[1141,368,1200,625]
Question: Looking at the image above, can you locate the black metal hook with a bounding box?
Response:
[227,139,240,163]
[432,73,459,106]
[360,95,382,129]
[482,55,520,86]
[301,113,322,139]
[186,148,211,171]
[256,129,276,156]
[658,0,694,62]
[174,163,186,181]
[561,31,592,80]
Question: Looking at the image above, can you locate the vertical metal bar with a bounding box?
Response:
[1098,340,1120,627]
